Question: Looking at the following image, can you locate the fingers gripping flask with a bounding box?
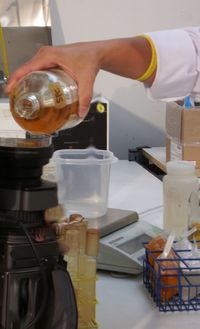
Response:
[163,161,199,238]
[10,69,83,134]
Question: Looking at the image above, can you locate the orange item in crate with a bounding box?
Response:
[146,235,166,267]
[155,250,179,302]
[146,235,179,301]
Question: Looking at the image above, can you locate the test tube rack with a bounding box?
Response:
[143,245,200,312]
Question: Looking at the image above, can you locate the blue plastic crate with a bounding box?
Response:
[143,245,200,312]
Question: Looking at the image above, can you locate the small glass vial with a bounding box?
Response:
[163,161,199,238]
[9,69,84,134]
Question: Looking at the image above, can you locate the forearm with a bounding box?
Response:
[6,35,157,115]
[95,37,156,86]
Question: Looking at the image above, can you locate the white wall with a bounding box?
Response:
[49,0,200,159]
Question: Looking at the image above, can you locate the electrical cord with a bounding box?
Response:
[1,215,78,329]
[0,214,49,329]
[139,205,163,217]
[17,220,49,329]
[0,215,48,329]
[19,221,79,329]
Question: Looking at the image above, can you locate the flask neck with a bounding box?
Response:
[15,93,40,119]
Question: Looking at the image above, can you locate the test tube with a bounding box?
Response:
[80,258,97,327]
[85,229,100,327]
[86,228,100,257]
[64,229,80,282]
[77,220,88,254]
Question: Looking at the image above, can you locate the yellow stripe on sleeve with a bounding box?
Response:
[137,34,157,82]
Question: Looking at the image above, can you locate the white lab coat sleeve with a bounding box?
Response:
[145,28,200,102]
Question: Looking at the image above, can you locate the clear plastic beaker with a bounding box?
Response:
[53,148,116,218]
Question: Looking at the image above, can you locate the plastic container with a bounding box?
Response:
[53,148,116,218]
[9,68,86,134]
[163,161,199,239]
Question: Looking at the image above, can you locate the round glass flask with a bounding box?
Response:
[9,69,84,134]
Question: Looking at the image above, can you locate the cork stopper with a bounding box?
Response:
[69,214,84,223]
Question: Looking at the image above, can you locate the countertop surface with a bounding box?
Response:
[96,160,200,329]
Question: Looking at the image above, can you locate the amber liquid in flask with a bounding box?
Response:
[10,69,82,134]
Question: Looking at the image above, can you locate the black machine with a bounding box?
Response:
[0,134,78,329]
[52,99,108,151]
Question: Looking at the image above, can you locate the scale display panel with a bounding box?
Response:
[97,218,162,275]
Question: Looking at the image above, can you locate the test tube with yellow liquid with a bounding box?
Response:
[64,228,80,291]
[78,228,99,328]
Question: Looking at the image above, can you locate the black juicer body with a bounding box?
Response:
[0,139,77,329]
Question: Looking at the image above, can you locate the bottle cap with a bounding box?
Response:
[166,160,196,175]
[15,93,40,119]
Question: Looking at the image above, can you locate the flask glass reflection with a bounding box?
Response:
[9,69,83,134]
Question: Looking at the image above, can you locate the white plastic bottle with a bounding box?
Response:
[163,161,199,238]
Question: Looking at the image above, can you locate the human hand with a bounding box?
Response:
[6,42,102,117]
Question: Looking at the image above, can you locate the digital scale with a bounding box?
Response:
[89,208,162,275]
